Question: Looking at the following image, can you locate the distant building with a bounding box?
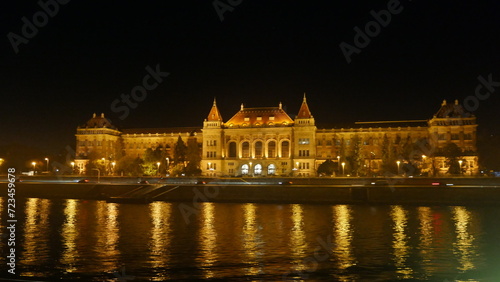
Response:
[74,96,478,176]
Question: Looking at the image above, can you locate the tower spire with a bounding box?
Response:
[207,98,222,121]
[297,93,313,119]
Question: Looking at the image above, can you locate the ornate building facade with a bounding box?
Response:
[75,96,478,176]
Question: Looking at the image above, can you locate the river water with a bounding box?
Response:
[1,197,500,281]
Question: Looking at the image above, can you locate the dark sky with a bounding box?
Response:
[2,0,499,154]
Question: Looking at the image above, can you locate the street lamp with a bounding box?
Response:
[112,162,116,175]
[341,162,345,176]
[45,158,49,172]
[156,162,161,176]
[396,160,401,175]
[71,162,75,174]
[458,160,463,175]
[166,157,170,176]
[32,162,36,173]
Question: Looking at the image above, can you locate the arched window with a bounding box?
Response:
[281,141,290,158]
[268,164,276,175]
[228,142,237,158]
[254,164,262,175]
[241,164,249,175]
[268,141,276,158]
[255,141,263,158]
[242,142,250,158]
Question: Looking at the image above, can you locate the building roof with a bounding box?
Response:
[122,127,202,136]
[296,93,313,118]
[80,113,117,129]
[353,120,429,128]
[206,98,223,121]
[224,103,294,128]
[434,99,472,118]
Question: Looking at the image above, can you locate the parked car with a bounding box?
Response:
[139,180,150,184]
[77,179,89,183]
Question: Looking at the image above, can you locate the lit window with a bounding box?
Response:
[254,164,262,175]
[268,164,276,175]
[299,138,310,145]
[241,164,249,175]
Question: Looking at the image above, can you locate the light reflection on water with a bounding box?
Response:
[391,205,413,278]
[1,198,499,281]
[333,205,354,279]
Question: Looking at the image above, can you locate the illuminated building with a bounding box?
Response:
[74,96,478,176]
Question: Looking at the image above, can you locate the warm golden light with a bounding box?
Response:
[60,199,80,271]
[417,207,433,276]
[242,203,263,276]
[198,202,217,279]
[333,205,354,273]
[289,204,308,273]
[391,205,413,278]
[452,206,477,272]
[149,202,172,271]
[22,198,51,273]
[94,202,120,272]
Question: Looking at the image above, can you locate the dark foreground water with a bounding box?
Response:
[1,197,500,281]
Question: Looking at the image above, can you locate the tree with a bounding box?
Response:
[142,147,163,175]
[174,135,187,165]
[317,159,335,176]
[381,134,397,174]
[117,155,143,176]
[185,137,202,176]
[442,143,463,175]
[350,134,364,176]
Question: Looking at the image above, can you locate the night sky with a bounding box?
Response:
[2,1,499,157]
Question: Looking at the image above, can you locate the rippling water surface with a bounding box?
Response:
[1,197,500,281]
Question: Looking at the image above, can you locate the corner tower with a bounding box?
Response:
[293,94,317,176]
[428,99,478,175]
[202,98,224,176]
